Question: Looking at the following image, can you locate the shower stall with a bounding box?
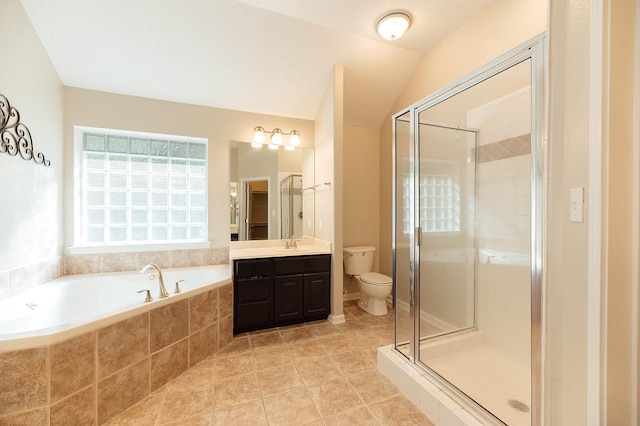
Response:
[392,37,545,425]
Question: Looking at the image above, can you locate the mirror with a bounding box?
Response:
[229,141,315,241]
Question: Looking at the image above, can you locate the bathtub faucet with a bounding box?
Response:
[140,263,169,298]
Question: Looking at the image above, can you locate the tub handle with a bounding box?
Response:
[175,280,184,294]
[137,289,153,303]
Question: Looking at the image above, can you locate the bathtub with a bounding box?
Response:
[0,264,234,423]
[478,249,530,266]
[0,264,231,351]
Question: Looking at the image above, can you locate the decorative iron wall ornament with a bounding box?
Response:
[0,94,50,166]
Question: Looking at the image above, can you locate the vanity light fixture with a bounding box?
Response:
[376,11,411,41]
[252,126,301,150]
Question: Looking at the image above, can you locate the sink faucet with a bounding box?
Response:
[284,236,297,249]
[140,263,169,298]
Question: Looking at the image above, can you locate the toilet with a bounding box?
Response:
[343,246,393,316]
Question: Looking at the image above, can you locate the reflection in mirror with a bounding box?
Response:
[230,182,239,240]
[280,174,303,239]
[229,141,315,241]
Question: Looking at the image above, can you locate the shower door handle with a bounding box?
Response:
[416,227,422,246]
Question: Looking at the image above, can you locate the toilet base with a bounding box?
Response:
[358,292,388,316]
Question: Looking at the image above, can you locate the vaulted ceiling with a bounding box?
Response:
[20,0,497,128]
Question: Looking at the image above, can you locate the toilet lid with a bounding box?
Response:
[361,272,392,285]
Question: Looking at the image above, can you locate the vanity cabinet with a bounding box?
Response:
[233,254,331,334]
[233,259,273,331]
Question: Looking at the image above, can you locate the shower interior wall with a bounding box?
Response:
[470,87,532,365]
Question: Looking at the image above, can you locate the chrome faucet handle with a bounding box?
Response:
[284,240,290,249]
[137,289,153,303]
[175,280,184,294]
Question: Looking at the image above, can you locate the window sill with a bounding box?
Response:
[66,241,212,255]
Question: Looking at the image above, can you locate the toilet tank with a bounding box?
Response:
[343,246,376,275]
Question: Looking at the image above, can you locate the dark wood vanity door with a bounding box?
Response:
[304,272,331,318]
[274,275,304,322]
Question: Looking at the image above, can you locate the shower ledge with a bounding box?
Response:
[377,345,485,426]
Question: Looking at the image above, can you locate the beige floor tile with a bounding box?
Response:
[165,358,213,391]
[347,370,400,404]
[315,334,355,353]
[333,319,369,333]
[163,411,212,425]
[330,349,376,375]
[279,326,314,343]
[306,322,342,338]
[103,305,435,426]
[294,356,343,387]
[368,395,434,426]
[256,364,305,396]
[157,386,214,424]
[104,392,165,426]
[213,373,262,409]
[307,377,363,417]
[211,399,268,425]
[217,335,251,355]
[263,389,321,426]
[249,330,285,349]
[287,339,329,360]
[212,351,255,381]
[253,346,293,371]
[323,406,382,426]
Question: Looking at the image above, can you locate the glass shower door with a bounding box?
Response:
[393,111,414,359]
[417,123,477,344]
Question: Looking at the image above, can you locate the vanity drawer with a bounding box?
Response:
[236,277,271,302]
[234,258,271,278]
[273,254,331,275]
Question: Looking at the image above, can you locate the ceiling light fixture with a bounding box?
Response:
[252,126,301,150]
[376,11,411,41]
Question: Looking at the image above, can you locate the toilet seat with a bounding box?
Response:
[360,272,392,285]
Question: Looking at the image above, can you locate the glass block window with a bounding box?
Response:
[403,173,460,234]
[79,129,208,246]
[420,174,460,233]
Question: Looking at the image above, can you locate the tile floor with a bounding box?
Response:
[105,300,433,426]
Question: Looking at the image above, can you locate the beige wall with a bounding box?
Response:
[605,0,637,422]
[343,124,380,294]
[63,87,314,250]
[378,0,548,277]
[0,0,64,296]
[315,65,344,321]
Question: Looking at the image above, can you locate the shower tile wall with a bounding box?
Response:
[468,87,532,366]
[0,248,229,303]
[470,87,532,254]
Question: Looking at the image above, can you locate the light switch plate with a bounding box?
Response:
[570,188,584,222]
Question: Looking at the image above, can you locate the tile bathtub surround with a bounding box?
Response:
[64,247,229,276]
[0,281,232,425]
[103,300,435,426]
[0,256,63,302]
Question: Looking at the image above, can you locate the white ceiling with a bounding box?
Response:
[20,0,497,128]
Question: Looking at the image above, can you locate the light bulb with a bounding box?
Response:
[289,131,300,146]
[268,143,279,150]
[271,129,283,145]
[253,126,265,144]
[251,142,263,148]
[284,145,295,151]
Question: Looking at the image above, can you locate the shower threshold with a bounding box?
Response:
[381,332,531,425]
